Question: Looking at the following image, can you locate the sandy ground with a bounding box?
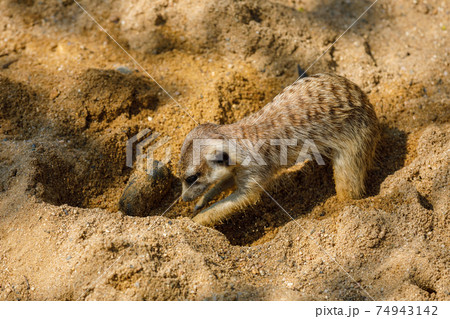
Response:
[0,0,449,300]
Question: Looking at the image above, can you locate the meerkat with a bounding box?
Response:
[179,73,380,227]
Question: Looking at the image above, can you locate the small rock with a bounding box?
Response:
[119,160,173,217]
[110,16,120,24]
[116,66,132,75]
[49,88,60,100]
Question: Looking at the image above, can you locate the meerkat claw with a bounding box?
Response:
[193,198,207,212]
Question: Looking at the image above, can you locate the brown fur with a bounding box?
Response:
[179,73,380,226]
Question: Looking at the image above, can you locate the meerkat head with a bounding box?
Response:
[179,123,235,202]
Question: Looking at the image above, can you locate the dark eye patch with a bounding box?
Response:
[185,173,199,185]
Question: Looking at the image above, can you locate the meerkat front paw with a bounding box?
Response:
[192,203,227,227]
[192,211,215,226]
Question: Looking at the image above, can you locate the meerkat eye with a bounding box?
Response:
[185,174,199,185]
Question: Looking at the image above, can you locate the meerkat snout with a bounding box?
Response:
[181,172,203,202]
[179,73,380,227]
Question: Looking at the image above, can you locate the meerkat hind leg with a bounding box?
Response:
[194,175,235,211]
[332,141,375,200]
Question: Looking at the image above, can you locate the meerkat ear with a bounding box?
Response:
[204,140,237,165]
[211,151,230,166]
